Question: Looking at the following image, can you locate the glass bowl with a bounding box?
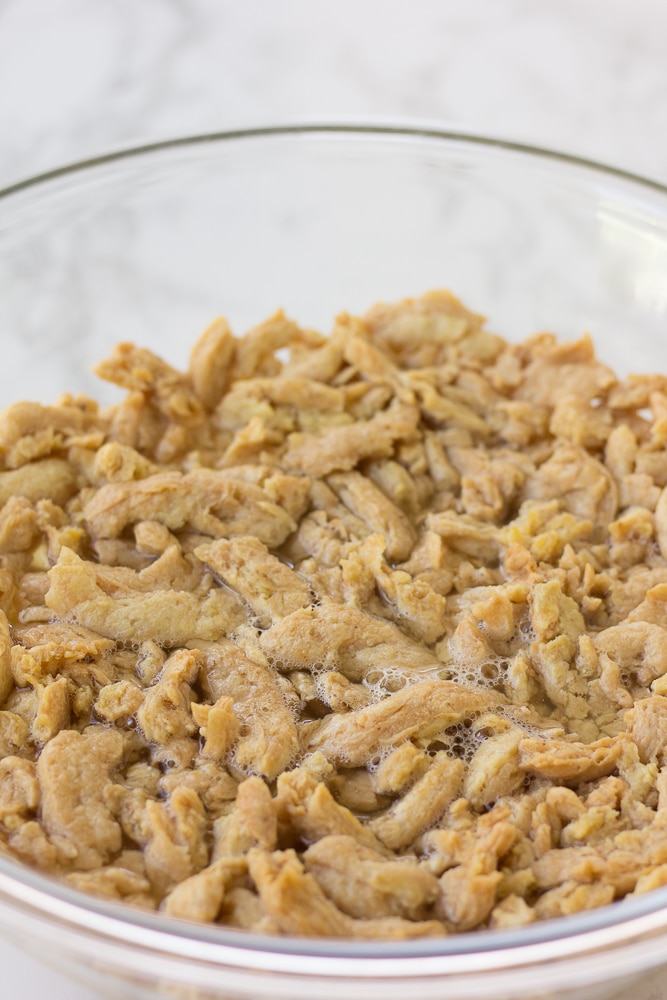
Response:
[2,123,667,1000]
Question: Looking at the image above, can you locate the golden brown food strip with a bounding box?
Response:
[317,672,374,713]
[100,544,205,595]
[0,497,39,554]
[228,376,345,413]
[326,769,386,813]
[358,534,448,643]
[31,677,70,744]
[515,335,616,409]
[410,381,492,434]
[363,290,486,364]
[246,847,355,937]
[188,317,236,411]
[0,400,100,449]
[427,510,501,557]
[654,486,667,561]
[0,610,12,705]
[438,864,504,932]
[368,754,465,851]
[45,548,244,647]
[248,849,444,940]
[137,649,199,744]
[276,768,386,853]
[436,820,519,931]
[162,856,247,921]
[191,696,240,761]
[0,458,78,507]
[522,445,618,526]
[11,620,116,671]
[37,728,125,870]
[65,867,155,909]
[214,777,277,857]
[531,846,607,890]
[218,886,278,933]
[626,583,667,626]
[489,896,536,930]
[327,471,416,561]
[305,680,504,767]
[519,735,628,783]
[94,342,204,424]
[533,881,615,920]
[95,680,145,724]
[232,311,325,379]
[339,323,404,388]
[371,742,430,795]
[0,757,39,822]
[304,835,439,920]
[83,469,299,547]
[259,605,441,682]
[197,639,299,780]
[283,403,420,478]
[93,442,159,483]
[157,760,238,821]
[53,588,239,647]
[464,729,524,809]
[592,622,667,687]
[0,712,30,758]
[307,482,374,545]
[222,467,311,523]
[351,916,446,940]
[142,787,209,898]
[625,697,667,763]
[282,333,344,382]
[195,537,312,628]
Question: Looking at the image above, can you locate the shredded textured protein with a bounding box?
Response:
[4,289,667,939]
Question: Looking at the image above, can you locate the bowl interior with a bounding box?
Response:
[3,126,667,964]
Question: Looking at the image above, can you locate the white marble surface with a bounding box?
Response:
[3,1,667,997]
[2,0,667,189]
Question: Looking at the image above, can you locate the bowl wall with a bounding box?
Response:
[2,127,667,408]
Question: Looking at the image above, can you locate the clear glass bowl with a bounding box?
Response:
[2,124,667,1000]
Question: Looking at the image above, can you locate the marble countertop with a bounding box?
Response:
[2,1,667,997]
[2,0,667,189]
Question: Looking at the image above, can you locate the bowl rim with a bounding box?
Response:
[2,121,667,975]
[1,120,667,202]
[3,851,667,976]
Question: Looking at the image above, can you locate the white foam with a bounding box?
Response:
[445,651,511,692]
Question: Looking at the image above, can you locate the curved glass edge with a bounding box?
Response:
[1,123,667,203]
[2,852,667,964]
